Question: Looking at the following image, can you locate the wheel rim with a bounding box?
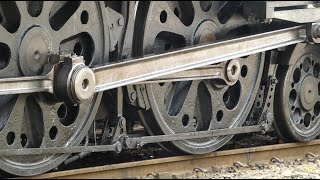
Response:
[133,1,264,154]
[275,44,320,142]
[0,1,108,176]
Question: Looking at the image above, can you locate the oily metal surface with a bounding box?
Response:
[0,1,107,176]
[22,139,320,179]
[133,1,266,154]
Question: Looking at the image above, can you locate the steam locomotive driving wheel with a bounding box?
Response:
[133,1,265,154]
[0,1,108,175]
[274,44,320,142]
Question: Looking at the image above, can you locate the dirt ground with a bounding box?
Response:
[140,157,320,179]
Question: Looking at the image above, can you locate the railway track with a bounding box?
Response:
[20,139,320,179]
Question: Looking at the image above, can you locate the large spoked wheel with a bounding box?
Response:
[133,1,264,154]
[0,1,108,176]
[274,44,320,142]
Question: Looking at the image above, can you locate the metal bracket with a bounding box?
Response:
[127,84,151,110]
[126,85,137,104]
[307,23,320,44]
[105,7,125,52]
[258,75,277,133]
[111,117,127,144]
[100,116,127,152]
[245,51,277,130]
[243,1,320,23]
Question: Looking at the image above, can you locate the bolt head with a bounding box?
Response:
[71,66,96,102]
[119,117,126,127]
[130,92,137,101]
[271,78,278,85]
[116,143,122,152]
[118,18,124,26]
[226,59,240,82]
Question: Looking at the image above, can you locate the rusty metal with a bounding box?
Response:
[305,152,319,162]
[146,173,157,178]
[193,167,208,173]
[23,139,320,179]
[270,157,284,164]
[233,161,248,168]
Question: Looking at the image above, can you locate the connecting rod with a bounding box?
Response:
[0,25,311,102]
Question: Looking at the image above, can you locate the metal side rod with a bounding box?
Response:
[0,124,263,156]
[0,25,306,96]
[0,76,52,95]
[93,25,306,92]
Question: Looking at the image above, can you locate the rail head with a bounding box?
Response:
[20,139,320,179]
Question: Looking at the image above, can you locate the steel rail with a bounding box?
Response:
[21,139,320,179]
[0,25,306,96]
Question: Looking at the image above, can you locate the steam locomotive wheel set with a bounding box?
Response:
[0,1,320,176]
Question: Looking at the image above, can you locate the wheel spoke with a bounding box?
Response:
[163,83,176,114]
[165,81,194,116]
[0,49,19,77]
[51,2,95,42]
[203,80,228,128]
[142,2,194,49]
[15,1,29,19]
[204,80,228,106]
[179,81,200,114]
[36,100,59,128]
[0,26,14,45]
[3,95,26,132]
[51,2,103,59]
[177,81,200,130]
[192,1,207,19]
[40,1,54,17]
[162,3,194,37]
[53,14,82,42]
[37,101,68,145]
[37,1,54,26]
